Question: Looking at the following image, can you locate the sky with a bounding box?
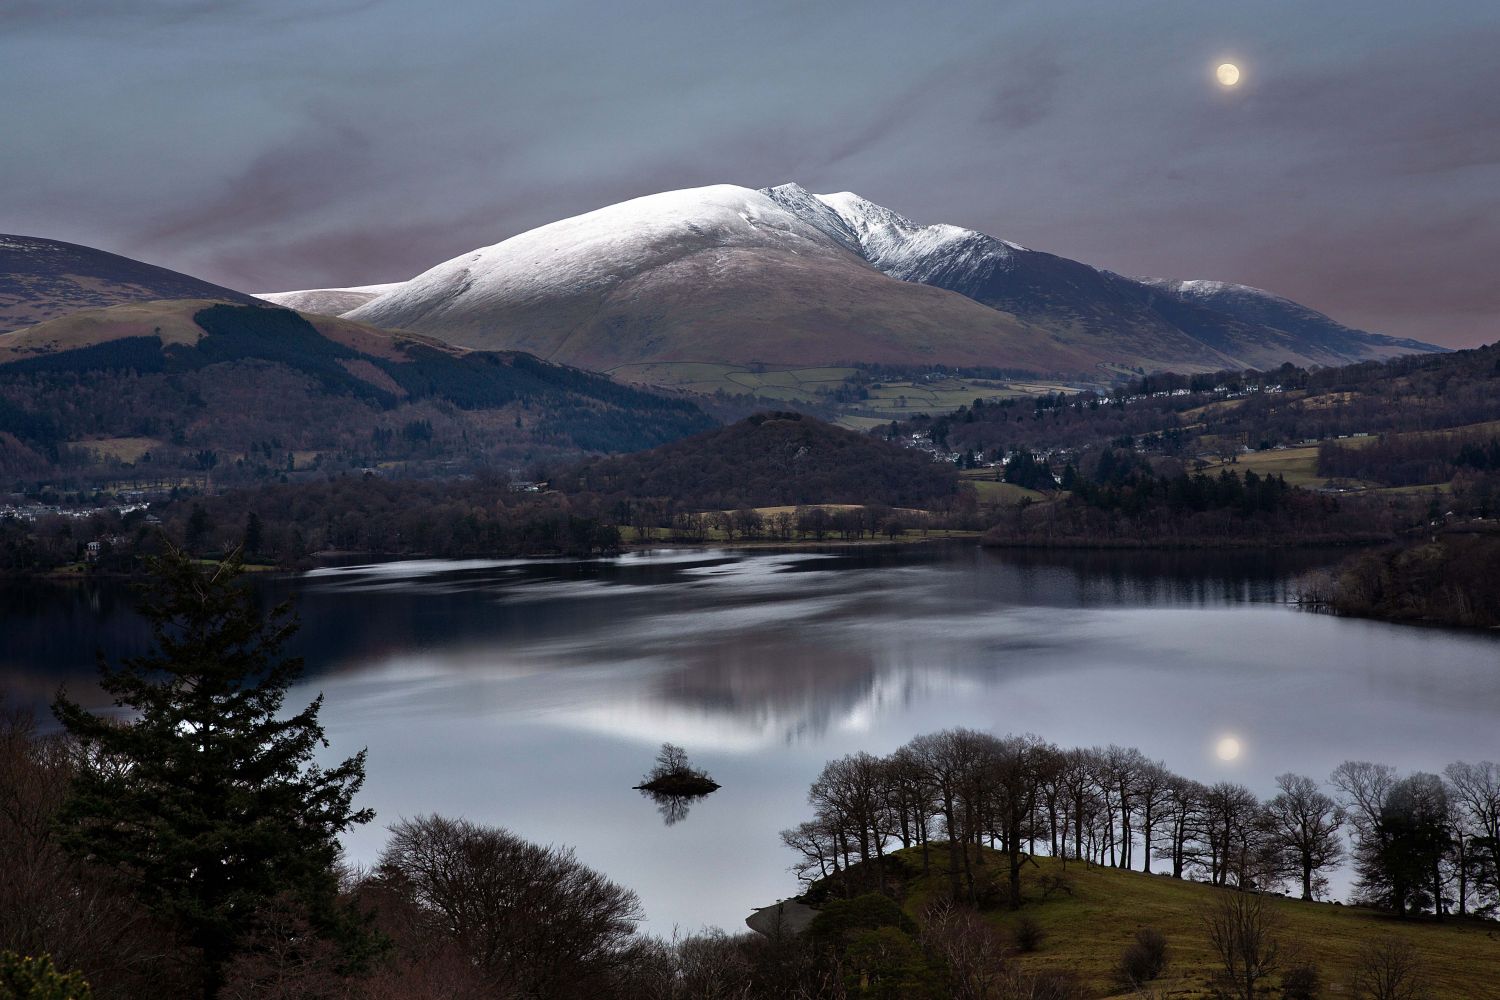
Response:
[2,0,1497,348]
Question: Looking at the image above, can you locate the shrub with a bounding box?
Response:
[0,953,92,1000]
[1283,960,1322,1000]
[1117,927,1169,985]
[1005,968,1084,1000]
[808,892,916,943]
[1012,915,1045,953]
[1349,937,1430,1000]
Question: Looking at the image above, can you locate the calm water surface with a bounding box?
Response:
[4,544,1499,933]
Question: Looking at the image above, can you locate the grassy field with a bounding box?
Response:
[607,362,859,405]
[854,376,1079,418]
[605,361,1081,417]
[1198,446,1334,489]
[69,436,162,463]
[895,849,1500,999]
[958,468,1049,505]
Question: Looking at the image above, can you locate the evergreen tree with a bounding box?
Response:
[52,547,374,999]
[241,512,262,557]
[0,952,91,1000]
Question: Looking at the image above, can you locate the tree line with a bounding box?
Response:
[1303,534,1500,628]
[783,730,1500,920]
[0,476,623,575]
[982,453,1399,548]
[551,412,960,511]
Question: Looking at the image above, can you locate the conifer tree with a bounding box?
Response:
[52,546,373,999]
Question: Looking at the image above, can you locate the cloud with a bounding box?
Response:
[980,47,1065,131]
[5,0,382,33]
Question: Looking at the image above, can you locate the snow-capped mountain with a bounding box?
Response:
[761,184,1437,370]
[270,183,1440,375]
[254,283,402,316]
[1135,279,1439,363]
[344,185,1096,373]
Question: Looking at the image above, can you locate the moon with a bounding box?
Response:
[1217,63,1241,87]
[1216,736,1242,761]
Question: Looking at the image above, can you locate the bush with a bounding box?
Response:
[0,953,92,1000]
[1283,960,1322,1000]
[1117,927,1169,985]
[1012,915,1045,953]
[808,893,916,943]
[1006,968,1084,1000]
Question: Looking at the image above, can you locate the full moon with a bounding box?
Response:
[1217,63,1241,87]
[1216,736,1242,761]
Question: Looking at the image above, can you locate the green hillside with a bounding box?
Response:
[848,848,1500,999]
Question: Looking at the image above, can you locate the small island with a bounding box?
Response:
[634,742,721,796]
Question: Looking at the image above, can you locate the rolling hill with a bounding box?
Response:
[0,234,260,333]
[0,300,714,486]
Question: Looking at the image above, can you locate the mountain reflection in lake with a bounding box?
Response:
[3,543,1498,934]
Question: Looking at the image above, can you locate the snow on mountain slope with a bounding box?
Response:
[762,186,1442,369]
[327,182,1440,376]
[255,283,403,316]
[345,185,1093,372]
[352,185,860,324]
[1139,279,1446,363]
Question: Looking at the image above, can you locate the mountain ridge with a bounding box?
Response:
[265,183,1442,376]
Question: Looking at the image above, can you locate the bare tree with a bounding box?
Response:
[1263,773,1345,900]
[780,818,841,888]
[1444,760,1500,915]
[920,897,1010,1000]
[1132,761,1174,875]
[806,752,891,895]
[1202,783,1263,887]
[0,705,172,999]
[1155,774,1206,879]
[1202,889,1281,1000]
[907,729,987,901]
[1349,936,1431,1000]
[375,815,643,1000]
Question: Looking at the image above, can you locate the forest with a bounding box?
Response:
[1305,533,1500,628]
[550,411,961,510]
[981,449,1404,548]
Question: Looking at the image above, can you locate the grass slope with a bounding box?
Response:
[0,234,259,332]
[892,849,1499,999]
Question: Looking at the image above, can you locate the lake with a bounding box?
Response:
[4,543,1499,934]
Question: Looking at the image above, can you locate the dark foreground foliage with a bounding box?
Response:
[51,549,377,999]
